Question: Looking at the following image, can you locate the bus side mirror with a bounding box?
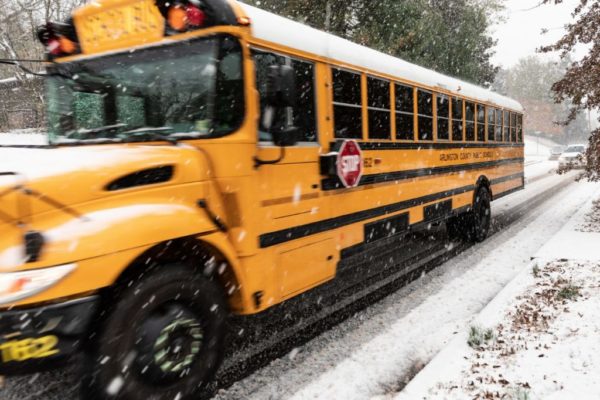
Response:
[272,126,300,147]
[266,64,297,108]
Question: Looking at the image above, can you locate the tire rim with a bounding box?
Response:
[153,317,204,374]
[134,302,204,383]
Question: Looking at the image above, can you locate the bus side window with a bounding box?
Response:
[487,107,495,141]
[333,68,363,139]
[292,59,317,142]
[517,114,523,142]
[437,95,450,141]
[495,109,503,142]
[476,104,485,142]
[503,110,510,142]
[510,112,517,142]
[367,77,391,140]
[395,83,414,141]
[451,97,463,141]
[254,50,317,142]
[417,89,433,141]
[255,51,283,142]
[465,101,475,141]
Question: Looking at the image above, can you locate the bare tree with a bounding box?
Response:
[540,0,600,180]
[0,0,85,129]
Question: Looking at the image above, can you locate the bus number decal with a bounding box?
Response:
[0,335,59,363]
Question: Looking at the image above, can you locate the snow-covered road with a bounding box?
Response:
[2,155,582,400]
[212,163,589,400]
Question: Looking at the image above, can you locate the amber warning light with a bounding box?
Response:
[159,0,208,32]
[37,21,79,59]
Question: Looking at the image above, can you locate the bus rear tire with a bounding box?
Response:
[81,264,227,400]
[447,186,491,243]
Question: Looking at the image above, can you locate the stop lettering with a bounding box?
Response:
[337,140,363,188]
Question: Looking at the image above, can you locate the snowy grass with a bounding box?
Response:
[531,264,540,278]
[507,386,531,400]
[577,199,600,233]
[466,326,495,349]
[402,260,600,399]
[556,283,580,301]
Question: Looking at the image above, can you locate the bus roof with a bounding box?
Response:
[238,2,523,113]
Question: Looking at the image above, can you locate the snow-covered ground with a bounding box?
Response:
[524,136,559,184]
[525,136,552,159]
[0,129,47,145]
[524,135,559,159]
[398,183,600,400]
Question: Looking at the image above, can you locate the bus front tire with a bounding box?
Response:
[447,186,491,243]
[82,264,227,400]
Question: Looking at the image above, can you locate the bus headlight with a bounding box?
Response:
[0,264,76,305]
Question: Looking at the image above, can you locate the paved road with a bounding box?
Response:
[2,163,573,400]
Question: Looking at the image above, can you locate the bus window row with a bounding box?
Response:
[332,68,523,144]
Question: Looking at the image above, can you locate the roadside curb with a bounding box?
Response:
[396,258,541,400]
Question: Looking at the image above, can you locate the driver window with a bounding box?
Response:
[253,50,317,143]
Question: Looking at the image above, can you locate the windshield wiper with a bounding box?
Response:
[122,127,179,145]
[62,124,127,141]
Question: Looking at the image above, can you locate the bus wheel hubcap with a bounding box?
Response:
[153,317,203,374]
[136,304,204,382]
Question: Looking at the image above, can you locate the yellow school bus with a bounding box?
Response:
[0,0,524,398]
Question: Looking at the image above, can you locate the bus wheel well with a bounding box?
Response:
[102,238,242,313]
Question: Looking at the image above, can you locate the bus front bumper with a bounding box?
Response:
[0,295,99,375]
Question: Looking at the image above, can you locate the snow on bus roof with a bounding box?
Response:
[237,3,524,112]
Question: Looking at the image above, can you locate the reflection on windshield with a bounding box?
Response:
[46,35,244,144]
[565,146,585,153]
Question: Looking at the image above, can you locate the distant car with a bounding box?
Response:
[549,146,565,160]
[558,144,587,169]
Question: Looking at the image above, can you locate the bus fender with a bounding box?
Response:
[42,202,221,266]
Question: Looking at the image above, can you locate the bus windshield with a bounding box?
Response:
[46,35,244,145]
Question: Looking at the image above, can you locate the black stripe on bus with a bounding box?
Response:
[493,184,525,201]
[347,142,525,151]
[490,172,525,185]
[340,204,472,260]
[260,171,525,249]
[424,200,453,221]
[364,212,410,244]
[322,157,525,191]
[258,184,476,248]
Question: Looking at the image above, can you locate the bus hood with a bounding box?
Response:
[0,144,211,221]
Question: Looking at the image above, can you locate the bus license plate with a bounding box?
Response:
[0,335,59,363]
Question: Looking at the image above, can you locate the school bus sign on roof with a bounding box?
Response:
[74,0,164,55]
